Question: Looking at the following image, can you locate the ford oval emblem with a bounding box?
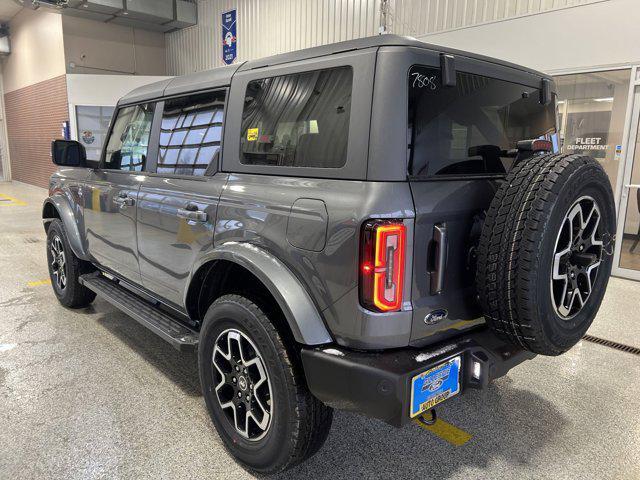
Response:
[424,309,448,325]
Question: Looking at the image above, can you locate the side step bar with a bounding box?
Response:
[79,272,199,351]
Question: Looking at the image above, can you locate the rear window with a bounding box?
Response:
[240,66,352,168]
[408,65,556,177]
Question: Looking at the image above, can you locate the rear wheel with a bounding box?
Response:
[199,294,333,474]
[46,219,96,308]
[476,153,615,355]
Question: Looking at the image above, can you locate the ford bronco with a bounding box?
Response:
[43,35,615,473]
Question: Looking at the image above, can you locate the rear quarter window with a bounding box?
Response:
[408,65,556,178]
[240,66,353,168]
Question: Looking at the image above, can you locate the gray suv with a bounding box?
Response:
[43,35,615,473]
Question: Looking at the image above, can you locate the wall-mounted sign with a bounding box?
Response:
[565,137,610,151]
[614,144,623,162]
[222,9,237,65]
[81,130,95,145]
[61,121,70,140]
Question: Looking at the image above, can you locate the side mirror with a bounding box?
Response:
[51,139,87,167]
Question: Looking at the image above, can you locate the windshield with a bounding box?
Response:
[407,65,557,177]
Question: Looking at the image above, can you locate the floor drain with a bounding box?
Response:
[24,238,40,244]
[582,335,640,356]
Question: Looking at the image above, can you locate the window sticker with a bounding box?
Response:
[247,127,259,141]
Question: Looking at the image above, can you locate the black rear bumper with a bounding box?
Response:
[301,329,535,427]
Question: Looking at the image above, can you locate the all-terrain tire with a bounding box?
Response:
[46,218,96,308]
[476,153,615,355]
[199,294,333,474]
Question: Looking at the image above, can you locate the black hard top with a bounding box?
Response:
[119,34,550,105]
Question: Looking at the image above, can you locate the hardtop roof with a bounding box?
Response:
[119,34,551,105]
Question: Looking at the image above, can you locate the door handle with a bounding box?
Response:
[428,223,447,295]
[177,204,207,222]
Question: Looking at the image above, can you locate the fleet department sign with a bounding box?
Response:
[222,9,237,65]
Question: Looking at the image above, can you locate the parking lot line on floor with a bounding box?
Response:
[0,193,27,206]
[27,279,51,287]
[413,416,473,447]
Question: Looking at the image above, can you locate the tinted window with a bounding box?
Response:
[408,66,556,177]
[240,66,352,168]
[104,103,154,171]
[157,91,225,176]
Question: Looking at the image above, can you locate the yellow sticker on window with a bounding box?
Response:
[247,128,259,141]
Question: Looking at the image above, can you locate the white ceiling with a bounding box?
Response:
[0,0,21,23]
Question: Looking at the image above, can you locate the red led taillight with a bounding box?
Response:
[359,220,406,312]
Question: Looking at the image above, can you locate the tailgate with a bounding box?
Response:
[408,179,499,346]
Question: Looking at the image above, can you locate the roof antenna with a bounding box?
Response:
[379,0,390,34]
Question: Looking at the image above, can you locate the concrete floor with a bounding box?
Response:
[1,180,639,480]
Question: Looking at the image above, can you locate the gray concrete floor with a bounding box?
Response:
[1,180,639,480]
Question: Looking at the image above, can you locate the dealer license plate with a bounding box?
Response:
[410,356,461,418]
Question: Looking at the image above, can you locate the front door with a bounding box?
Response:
[83,102,156,285]
[136,90,228,307]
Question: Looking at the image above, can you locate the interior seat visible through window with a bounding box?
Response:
[240,66,353,169]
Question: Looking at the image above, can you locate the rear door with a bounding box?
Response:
[406,64,557,345]
[83,102,156,285]
[136,89,228,307]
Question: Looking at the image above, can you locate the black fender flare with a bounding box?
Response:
[42,196,89,260]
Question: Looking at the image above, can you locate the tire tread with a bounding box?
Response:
[476,153,613,355]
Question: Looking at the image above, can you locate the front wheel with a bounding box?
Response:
[198,294,333,474]
[46,219,96,308]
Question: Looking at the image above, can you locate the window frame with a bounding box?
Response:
[99,101,159,174]
[145,87,228,180]
[222,49,376,180]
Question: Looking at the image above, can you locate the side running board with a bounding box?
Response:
[79,272,199,351]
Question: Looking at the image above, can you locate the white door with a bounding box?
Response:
[613,72,640,280]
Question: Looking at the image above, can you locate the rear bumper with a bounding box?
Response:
[301,329,535,427]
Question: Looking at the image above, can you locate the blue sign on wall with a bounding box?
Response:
[222,9,237,65]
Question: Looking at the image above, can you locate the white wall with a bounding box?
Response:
[0,63,10,180]
[418,0,640,74]
[390,0,608,38]
[1,8,66,93]
[165,0,614,76]
[66,74,172,106]
[66,74,172,142]
[166,0,382,75]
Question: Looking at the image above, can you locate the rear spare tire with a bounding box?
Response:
[476,153,615,355]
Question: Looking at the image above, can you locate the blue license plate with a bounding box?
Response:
[410,356,461,418]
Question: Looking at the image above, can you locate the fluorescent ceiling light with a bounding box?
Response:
[593,97,614,102]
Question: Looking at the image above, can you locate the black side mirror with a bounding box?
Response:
[51,140,87,167]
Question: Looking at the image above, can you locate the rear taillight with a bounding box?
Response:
[359,220,406,312]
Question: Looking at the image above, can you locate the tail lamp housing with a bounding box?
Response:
[359,220,407,312]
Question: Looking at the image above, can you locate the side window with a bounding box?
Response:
[104,103,154,172]
[240,66,353,168]
[157,90,225,176]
